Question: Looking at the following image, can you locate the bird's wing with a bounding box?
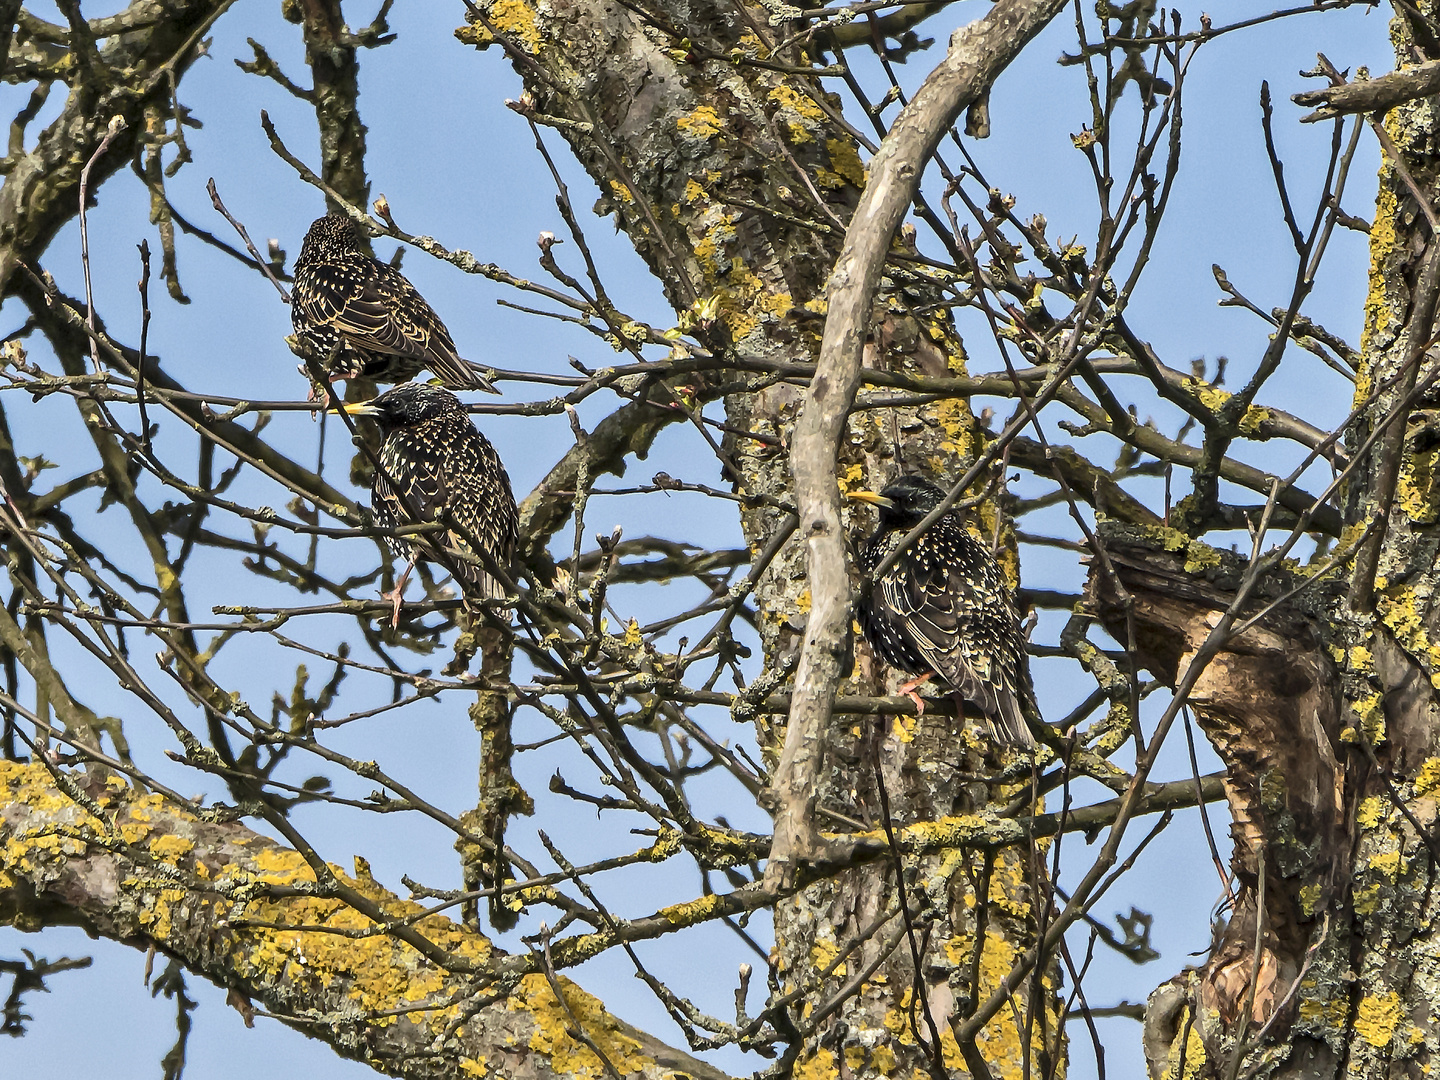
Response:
[378,425,518,595]
[355,264,485,389]
[323,262,441,357]
[882,559,1004,719]
[871,517,1036,747]
[897,556,1035,746]
[295,262,374,335]
[303,260,482,389]
[376,441,487,596]
[371,470,418,565]
[438,433,518,596]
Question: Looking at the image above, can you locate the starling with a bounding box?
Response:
[848,475,1038,747]
[292,214,498,393]
[343,384,517,627]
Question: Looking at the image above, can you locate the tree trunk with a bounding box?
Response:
[10,3,1434,1078]
[461,1,1064,1074]
[1128,11,1440,1077]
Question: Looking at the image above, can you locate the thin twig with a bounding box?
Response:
[135,240,153,453]
[79,116,128,373]
[207,177,291,302]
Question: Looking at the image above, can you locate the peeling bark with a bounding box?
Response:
[1090,526,1349,1069]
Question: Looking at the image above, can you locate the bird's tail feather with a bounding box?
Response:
[991,688,1036,748]
[437,357,500,394]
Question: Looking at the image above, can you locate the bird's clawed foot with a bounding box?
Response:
[897,672,935,716]
[381,558,417,629]
[380,584,405,629]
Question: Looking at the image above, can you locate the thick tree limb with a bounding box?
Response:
[0,760,730,1080]
[516,396,681,565]
[0,0,229,294]
[297,0,371,211]
[0,0,24,81]
[1293,60,1440,123]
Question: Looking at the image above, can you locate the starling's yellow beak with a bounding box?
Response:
[339,401,383,417]
[846,490,896,510]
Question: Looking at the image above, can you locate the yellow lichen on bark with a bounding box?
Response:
[677,105,724,141]
[1357,182,1399,400]
[1161,1010,1207,1079]
[820,139,866,188]
[768,84,826,144]
[1375,585,1440,679]
[521,972,651,1078]
[1,760,718,1080]
[149,833,195,863]
[793,1044,838,1080]
[1354,991,1403,1048]
[455,0,543,53]
[657,892,726,924]
[1414,756,1440,795]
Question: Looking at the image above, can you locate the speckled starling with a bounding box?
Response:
[292,214,498,392]
[849,475,1038,747]
[344,384,517,627]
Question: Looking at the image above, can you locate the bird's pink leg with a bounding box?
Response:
[307,373,354,412]
[381,555,418,629]
[896,672,934,716]
[300,347,354,414]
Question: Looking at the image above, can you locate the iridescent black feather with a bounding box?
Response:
[358,384,516,602]
[854,475,1039,747]
[291,214,496,392]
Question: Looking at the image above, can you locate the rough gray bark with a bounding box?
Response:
[9,2,1436,1078]
[0,1,229,294]
[1293,59,1440,123]
[1122,13,1440,1077]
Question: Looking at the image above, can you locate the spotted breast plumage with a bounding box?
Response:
[291,214,497,392]
[849,475,1039,747]
[344,384,516,626]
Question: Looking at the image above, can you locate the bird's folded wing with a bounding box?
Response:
[364,266,488,389]
[351,266,437,357]
[301,260,450,363]
[882,562,1003,718]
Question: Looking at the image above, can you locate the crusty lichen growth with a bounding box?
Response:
[1303,23,1440,1072]
[0,761,716,1080]
[455,0,543,52]
[1374,582,1440,688]
[784,843,1057,1080]
[1159,1006,1208,1079]
[1314,779,1440,1071]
